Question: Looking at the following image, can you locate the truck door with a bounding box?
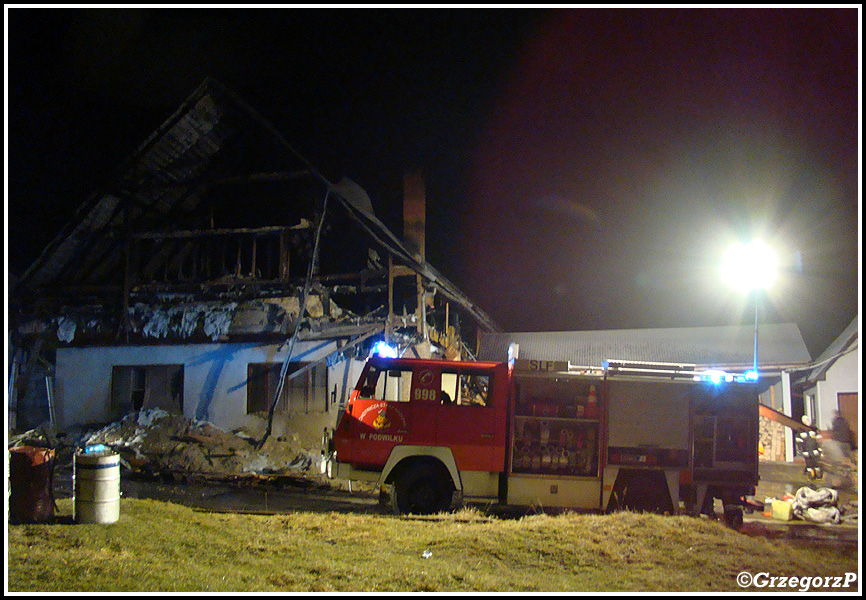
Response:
[342,363,413,469]
[433,365,504,472]
[606,379,691,465]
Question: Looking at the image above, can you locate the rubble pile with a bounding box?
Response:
[9,410,323,482]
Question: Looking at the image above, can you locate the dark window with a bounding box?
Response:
[248,362,328,414]
[111,365,184,417]
[442,371,491,407]
[357,366,412,402]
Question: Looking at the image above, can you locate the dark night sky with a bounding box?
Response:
[6,7,861,360]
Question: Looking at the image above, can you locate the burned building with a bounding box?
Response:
[8,78,500,448]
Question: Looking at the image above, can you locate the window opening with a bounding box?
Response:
[248,362,328,414]
[111,364,184,417]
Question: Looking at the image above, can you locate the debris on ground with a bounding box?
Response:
[838,499,858,525]
[792,486,841,524]
[8,410,325,485]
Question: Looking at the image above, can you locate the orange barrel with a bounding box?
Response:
[9,445,56,524]
[74,446,120,524]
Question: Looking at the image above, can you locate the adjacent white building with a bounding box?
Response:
[798,316,859,443]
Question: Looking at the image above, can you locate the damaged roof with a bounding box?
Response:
[13,77,500,334]
[18,79,256,293]
[478,323,812,370]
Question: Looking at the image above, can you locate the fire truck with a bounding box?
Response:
[321,353,759,528]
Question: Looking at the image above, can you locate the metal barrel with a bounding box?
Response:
[74,449,120,524]
[8,446,56,524]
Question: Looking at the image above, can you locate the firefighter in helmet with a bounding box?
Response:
[798,416,823,480]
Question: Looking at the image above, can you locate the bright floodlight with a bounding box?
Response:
[722,240,778,292]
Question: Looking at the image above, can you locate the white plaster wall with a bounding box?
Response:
[815,349,860,429]
[55,341,367,432]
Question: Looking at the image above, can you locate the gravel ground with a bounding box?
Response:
[48,459,383,516]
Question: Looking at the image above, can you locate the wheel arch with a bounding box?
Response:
[606,467,676,514]
[380,446,462,492]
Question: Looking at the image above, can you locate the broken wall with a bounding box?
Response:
[54,341,367,435]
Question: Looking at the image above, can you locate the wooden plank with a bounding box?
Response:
[759,403,810,432]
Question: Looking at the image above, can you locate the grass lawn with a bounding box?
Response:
[6,498,859,592]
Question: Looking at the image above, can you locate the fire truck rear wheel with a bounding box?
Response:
[390,464,453,515]
[723,504,744,530]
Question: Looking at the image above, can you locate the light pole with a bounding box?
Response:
[750,290,759,379]
[722,239,777,380]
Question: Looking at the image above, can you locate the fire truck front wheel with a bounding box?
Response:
[390,463,454,515]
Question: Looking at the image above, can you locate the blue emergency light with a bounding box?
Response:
[372,341,398,358]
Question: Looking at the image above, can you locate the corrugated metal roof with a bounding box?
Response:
[478,323,812,369]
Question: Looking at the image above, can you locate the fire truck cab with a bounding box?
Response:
[323,356,510,514]
[322,355,759,526]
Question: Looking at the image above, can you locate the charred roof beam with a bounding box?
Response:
[127,170,314,194]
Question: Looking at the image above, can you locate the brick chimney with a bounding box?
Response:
[403,171,426,262]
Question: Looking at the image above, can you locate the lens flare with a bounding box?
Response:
[721,240,778,292]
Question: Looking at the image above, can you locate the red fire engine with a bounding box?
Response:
[321,354,759,528]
